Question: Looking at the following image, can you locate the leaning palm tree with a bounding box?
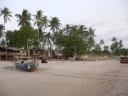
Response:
[15,9,31,27]
[0,7,12,31]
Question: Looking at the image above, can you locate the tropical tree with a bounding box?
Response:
[87,27,95,52]
[42,15,49,32]
[15,9,31,27]
[0,39,6,46]
[49,17,61,34]
[103,45,110,56]
[0,7,12,30]
[0,24,4,38]
[111,37,119,55]
[112,37,117,43]
[6,26,38,48]
[119,40,123,49]
[77,25,87,38]
[100,39,104,51]
[34,10,44,42]
[104,45,109,51]
[94,44,101,56]
[43,32,53,57]
[64,24,71,36]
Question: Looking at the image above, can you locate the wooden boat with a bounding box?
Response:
[15,57,39,72]
[120,56,128,64]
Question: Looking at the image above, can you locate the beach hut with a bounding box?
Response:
[0,46,26,60]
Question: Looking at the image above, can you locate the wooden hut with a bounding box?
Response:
[0,46,26,60]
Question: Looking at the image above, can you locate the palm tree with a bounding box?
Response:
[64,24,71,36]
[100,39,104,49]
[119,40,123,49]
[88,36,95,50]
[49,17,61,34]
[100,39,104,56]
[0,24,4,38]
[0,7,12,30]
[103,45,109,56]
[42,15,49,32]
[78,25,87,38]
[43,32,53,58]
[87,27,95,51]
[118,40,123,55]
[111,37,119,55]
[112,37,117,43]
[0,39,6,46]
[34,10,44,44]
[104,45,109,51]
[94,44,101,56]
[15,9,31,27]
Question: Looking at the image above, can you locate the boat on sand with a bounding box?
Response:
[15,57,39,72]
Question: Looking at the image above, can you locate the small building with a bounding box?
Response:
[0,46,26,60]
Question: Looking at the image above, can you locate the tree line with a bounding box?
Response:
[0,7,128,59]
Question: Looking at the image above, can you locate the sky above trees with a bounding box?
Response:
[0,0,128,47]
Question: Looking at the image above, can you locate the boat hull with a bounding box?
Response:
[15,61,39,72]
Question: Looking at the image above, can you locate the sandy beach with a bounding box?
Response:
[0,59,128,96]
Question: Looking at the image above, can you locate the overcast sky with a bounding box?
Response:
[0,0,128,47]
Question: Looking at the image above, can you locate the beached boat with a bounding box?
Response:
[120,56,128,64]
[15,57,39,72]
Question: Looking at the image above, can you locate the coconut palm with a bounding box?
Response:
[88,27,95,37]
[64,24,71,36]
[100,39,104,56]
[43,32,53,57]
[0,39,6,46]
[15,9,31,27]
[112,37,117,43]
[0,24,4,38]
[34,10,44,44]
[119,40,123,49]
[42,15,49,32]
[87,27,95,51]
[104,45,109,51]
[100,39,104,49]
[0,7,12,30]
[49,17,61,34]
[77,25,87,38]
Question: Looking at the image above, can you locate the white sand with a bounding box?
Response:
[0,59,128,96]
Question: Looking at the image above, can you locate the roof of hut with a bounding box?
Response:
[0,46,21,51]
